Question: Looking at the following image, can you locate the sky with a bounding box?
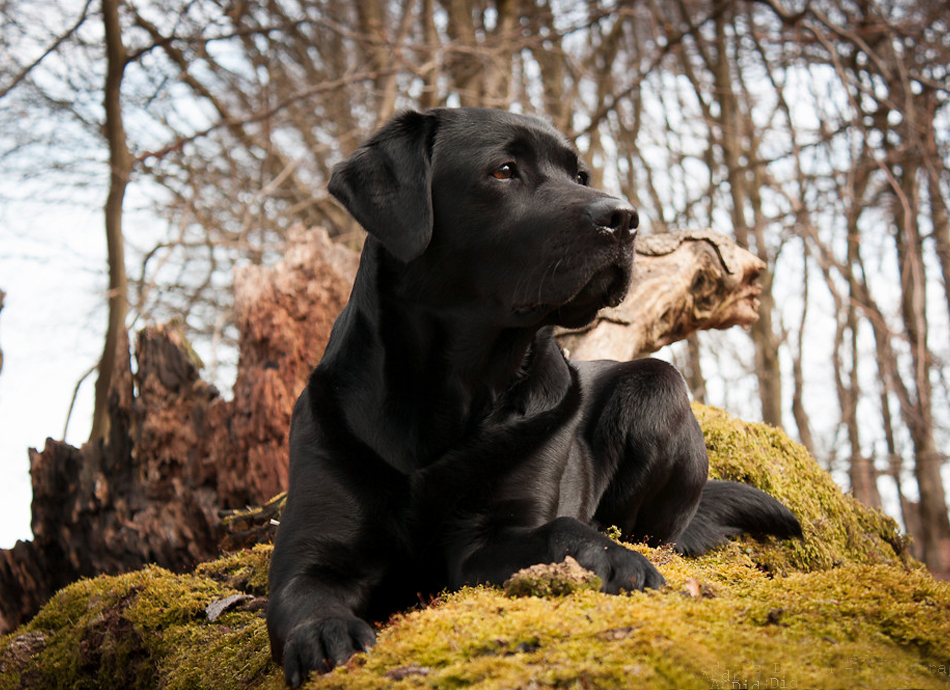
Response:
[0,200,104,548]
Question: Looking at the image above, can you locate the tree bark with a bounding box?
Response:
[893,161,950,578]
[790,248,815,457]
[683,334,707,406]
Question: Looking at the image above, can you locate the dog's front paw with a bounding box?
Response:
[605,545,666,593]
[282,616,376,687]
[577,542,666,594]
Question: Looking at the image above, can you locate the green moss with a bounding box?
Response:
[0,557,280,690]
[313,561,950,690]
[195,543,273,596]
[2,408,946,690]
[157,613,277,690]
[693,403,913,574]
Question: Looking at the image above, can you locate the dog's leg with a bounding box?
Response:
[579,358,709,545]
[267,388,396,687]
[449,516,667,593]
[268,498,381,688]
[579,358,802,555]
[267,569,377,687]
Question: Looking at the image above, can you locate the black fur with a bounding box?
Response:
[267,108,803,687]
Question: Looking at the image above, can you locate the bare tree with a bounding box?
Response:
[90,0,131,441]
[795,0,950,577]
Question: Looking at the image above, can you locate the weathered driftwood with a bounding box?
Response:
[558,229,765,360]
[0,227,761,633]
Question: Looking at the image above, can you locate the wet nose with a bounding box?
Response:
[586,197,638,243]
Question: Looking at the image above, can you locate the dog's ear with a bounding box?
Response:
[328,110,436,263]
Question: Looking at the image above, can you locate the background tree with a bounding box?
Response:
[90,0,131,441]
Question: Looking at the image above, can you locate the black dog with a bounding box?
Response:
[267,108,802,686]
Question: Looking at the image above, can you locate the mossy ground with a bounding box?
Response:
[2,406,948,690]
[0,545,280,690]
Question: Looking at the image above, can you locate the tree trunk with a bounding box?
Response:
[90,0,130,442]
[708,1,783,428]
[926,141,950,334]
[419,0,441,109]
[893,163,950,578]
[750,270,783,427]
[683,334,707,405]
[790,248,815,457]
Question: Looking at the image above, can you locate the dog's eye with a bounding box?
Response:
[492,163,517,180]
[576,171,590,186]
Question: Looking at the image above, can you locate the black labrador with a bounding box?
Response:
[267,107,802,686]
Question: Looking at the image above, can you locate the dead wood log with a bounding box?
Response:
[0,326,220,634]
[0,227,759,633]
[557,229,765,360]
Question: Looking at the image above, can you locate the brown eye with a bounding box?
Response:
[576,171,590,186]
[492,163,516,180]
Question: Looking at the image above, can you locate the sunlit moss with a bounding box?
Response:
[195,543,273,595]
[314,561,949,690]
[693,403,913,575]
[0,563,278,690]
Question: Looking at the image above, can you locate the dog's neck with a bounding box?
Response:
[319,254,573,473]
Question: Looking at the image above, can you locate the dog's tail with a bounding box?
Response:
[675,480,803,556]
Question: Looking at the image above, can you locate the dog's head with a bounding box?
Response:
[329,107,638,329]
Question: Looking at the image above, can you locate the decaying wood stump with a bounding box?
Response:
[0,226,357,633]
[205,225,359,506]
[0,227,761,633]
[0,327,219,634]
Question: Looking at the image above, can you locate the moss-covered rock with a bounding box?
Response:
[692,403,913,575]
[504,556,603,598]
[2,407,947,690]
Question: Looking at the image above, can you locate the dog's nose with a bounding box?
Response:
[587,198,638,243]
